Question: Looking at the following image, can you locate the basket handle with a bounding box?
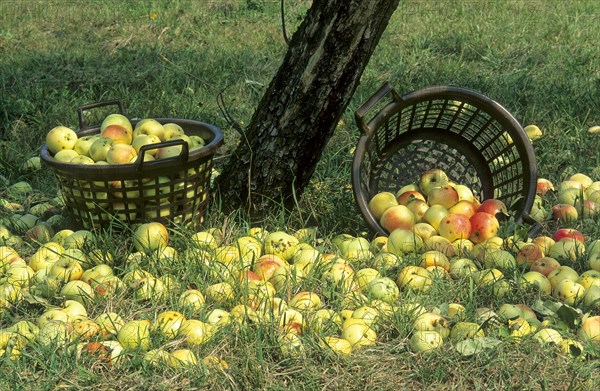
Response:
[354,82,403,135]
[136,138,189,172]
[522,212,543,238]
[77,100,126,130]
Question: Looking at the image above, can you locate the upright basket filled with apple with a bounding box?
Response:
[40,100,223,230]
[352,82,540,241]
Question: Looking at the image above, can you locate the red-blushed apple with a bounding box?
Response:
[469,212,499,244]
[437,213,472,242]
[406,199,429,222]
[551,203,578,223]
[553,228,584,244]
[418,169,449,196]
[367,192,398,221]
[133,118,165,140]
[380,205,415,232]
[106,144,137,165]
[448,200,477,218]
[101,124,132,145]
[423,204,449,231]
[46,126,78,155]
[536,178,554,195]
[396,190,426,206]
[477,198,508,218]
[516,243,544,267]
[101,113,133,133]
[427,185,459,209]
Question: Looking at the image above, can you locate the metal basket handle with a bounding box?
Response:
[77,100,126,130]
[355,82,403,135]
[136,138,189,173]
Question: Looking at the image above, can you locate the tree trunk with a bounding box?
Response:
[215,0,400,215]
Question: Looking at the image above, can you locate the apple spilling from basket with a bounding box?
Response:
[45,114,207,165]
[368,168,510,244]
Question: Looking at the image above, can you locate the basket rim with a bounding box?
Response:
[40,117,223,176]
[351,83,538,237]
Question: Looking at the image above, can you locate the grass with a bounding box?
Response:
[1,0,600,389]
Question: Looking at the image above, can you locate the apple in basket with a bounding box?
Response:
[46,126,78,154]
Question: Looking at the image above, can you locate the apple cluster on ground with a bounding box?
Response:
[0,168,599,370]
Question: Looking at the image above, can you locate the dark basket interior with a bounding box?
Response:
[352,84,537,236]
[41,118,222,230]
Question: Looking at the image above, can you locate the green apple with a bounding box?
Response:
[177,319,213,346]
[46,126,78,155]
[117,319,151,351]
[154,310,186,339]
[60,280,95,305]
[340,322,376,348]
[95,312,124,338]
[409,330,443,353]
[178,289,206,314]
[37,320,72,348]
[88,136,113,162]
[133,119,165,141]
[320,336,352,356]
[367,277,399,303]
[397,265,432,292]
[449,322,484,340]
[133,222,169,253]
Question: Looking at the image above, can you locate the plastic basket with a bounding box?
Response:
[352,82,539,237]
[40,100,223,230]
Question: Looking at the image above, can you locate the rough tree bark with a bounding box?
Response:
[215,0,400,214]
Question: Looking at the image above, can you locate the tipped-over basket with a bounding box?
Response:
[40,100,223,230]
[352,82,538,237]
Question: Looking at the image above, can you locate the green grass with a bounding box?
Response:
[1,0,600,389]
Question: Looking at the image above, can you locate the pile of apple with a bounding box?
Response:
[532,174,600,224]
[45,114,206,165]
[0,166,599,367]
